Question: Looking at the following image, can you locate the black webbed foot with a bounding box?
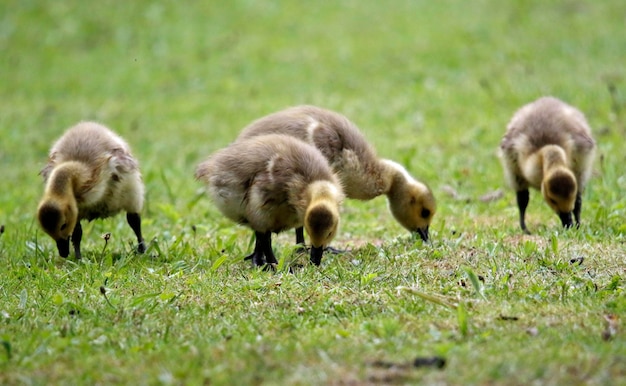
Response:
[297,244,345,255]
[296,226,344,257]
[324,246,345,254]
[137,240,147,254]
[245,250,266,267]
[245,231,276,268]
[262,263,277,272]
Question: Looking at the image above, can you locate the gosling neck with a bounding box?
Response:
[306,180,342,205]
[540,145,568,175]
[46,161,90,198]
[381,159,412,199]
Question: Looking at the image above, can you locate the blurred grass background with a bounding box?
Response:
[2,0,624,239]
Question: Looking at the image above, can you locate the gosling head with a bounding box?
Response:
[37,199,78,257]
[304,181,342,265]
[541,168,577,228]
[388,181,436,242]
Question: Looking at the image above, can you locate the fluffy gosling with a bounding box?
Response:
[499,96,596,233]
[38,122,146,258]
[195,134,344,266]
[237,105,436,242]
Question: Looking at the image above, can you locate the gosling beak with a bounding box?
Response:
[559,211,573,229]
[310,245,324,266]
[56,238,70,258]
[415,226,429,242]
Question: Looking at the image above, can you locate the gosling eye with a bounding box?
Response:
[420,209,431,219]
[60,223,67,231]
[549,198,557,205]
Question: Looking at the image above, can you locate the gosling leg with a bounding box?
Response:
[295,227,305,245]
[573,191,582,228]
[126,213,146,253]
[245,231,267,266]
[245,231,277,268]
[516,189,530,234]
[294,227,310,254]
[72,222,83,259]
[262,232,278,265]
[244,230,279,266]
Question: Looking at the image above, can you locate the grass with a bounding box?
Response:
[1,0,625,384]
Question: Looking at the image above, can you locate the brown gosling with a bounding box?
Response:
[195,134,344,267]
[499,96,596,233]
[236,105,436,243]
[38,122,146,258]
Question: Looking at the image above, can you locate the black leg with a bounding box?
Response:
[295,227,308,254]
[126,213,146,253]
[262,232,278,265]
[516,189,530,234]
[245,231,269,267]
[573,191,582,228]
[72,222,83,259]
[295,227,305,245]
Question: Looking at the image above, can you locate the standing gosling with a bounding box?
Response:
[237,105,436,242]
[499,96,596,233]
[38,122,146,258]
[195,134,344,266]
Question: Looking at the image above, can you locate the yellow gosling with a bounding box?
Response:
[237,105,436,242]
[195,134,343,266]
[499,97,596,233]
[38,122,145,258]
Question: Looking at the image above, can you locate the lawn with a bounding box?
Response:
[1,0,624,384]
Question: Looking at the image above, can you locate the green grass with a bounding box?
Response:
[1,0,625,384]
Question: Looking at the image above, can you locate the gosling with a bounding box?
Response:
[38,122,146,258]
[499,96,596,233]
[237,105,436,243]
[195,134,344,266]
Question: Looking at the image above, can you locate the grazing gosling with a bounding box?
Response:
[195,134,344,266]
[499,96,596,233]
[38,122,146,258]
[236,105,436,242]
